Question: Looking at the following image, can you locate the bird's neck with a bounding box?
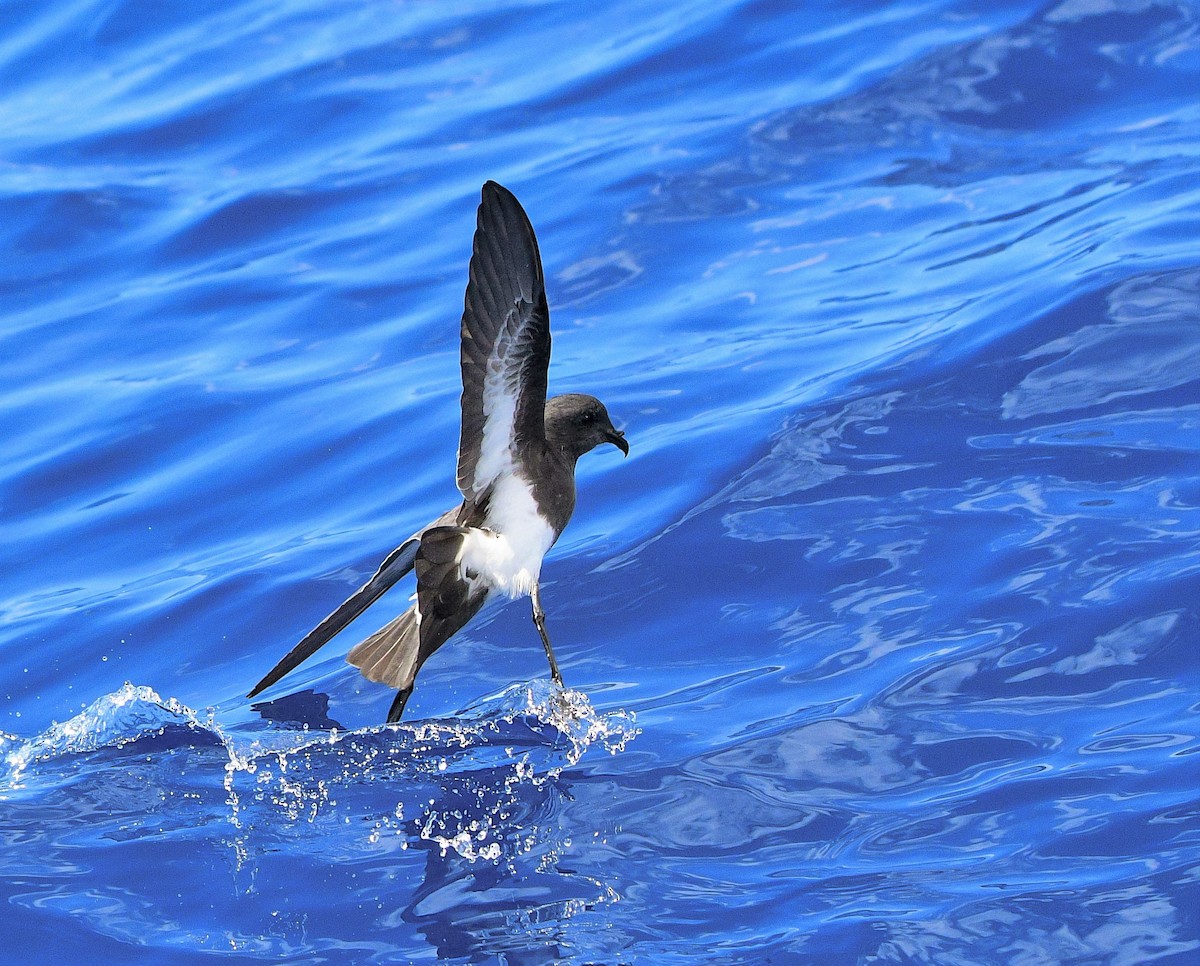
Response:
[519,440,577,535]
[543,428,587,466]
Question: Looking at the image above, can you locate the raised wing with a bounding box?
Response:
[457,181,551,503]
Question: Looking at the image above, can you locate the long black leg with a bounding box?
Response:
[387,687,412,723]
[530,583,564,687]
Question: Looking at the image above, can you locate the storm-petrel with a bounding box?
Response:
[247,182,628,722]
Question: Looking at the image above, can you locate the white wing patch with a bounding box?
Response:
[460,473,555,598]
[473,342,520,491]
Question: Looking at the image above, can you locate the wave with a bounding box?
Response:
[2,680,638,865]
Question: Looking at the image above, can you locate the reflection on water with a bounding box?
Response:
[1005,268,1200,419]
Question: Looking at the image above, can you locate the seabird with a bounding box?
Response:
[247,181,628,723]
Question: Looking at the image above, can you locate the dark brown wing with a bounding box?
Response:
[456,181,551,502]
[247,536,420,698]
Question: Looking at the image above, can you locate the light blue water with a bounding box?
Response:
[2,1,1199,962]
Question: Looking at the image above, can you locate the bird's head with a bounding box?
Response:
[544,393,628,462]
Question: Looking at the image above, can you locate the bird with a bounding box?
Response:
[247,181,628,723]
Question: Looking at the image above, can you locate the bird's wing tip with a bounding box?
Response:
[481,180,519,207]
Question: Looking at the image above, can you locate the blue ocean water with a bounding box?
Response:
[2,0,1199,961]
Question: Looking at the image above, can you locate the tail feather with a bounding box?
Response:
[257,522,493,719]
[347,607,421,689]
[347,527,490,697]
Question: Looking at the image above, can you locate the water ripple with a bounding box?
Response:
[2,0,1199,961]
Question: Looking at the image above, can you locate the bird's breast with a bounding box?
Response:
[459,473,556,598]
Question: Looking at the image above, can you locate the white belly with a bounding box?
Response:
[459,474,555,598]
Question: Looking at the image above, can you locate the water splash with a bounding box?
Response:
[224,679,639,864]
[2,682,204,788]
[1,680,638,870]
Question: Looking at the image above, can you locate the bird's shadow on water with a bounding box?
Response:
[249,688,345,731]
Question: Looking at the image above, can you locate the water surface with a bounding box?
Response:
[2,1,1199,962]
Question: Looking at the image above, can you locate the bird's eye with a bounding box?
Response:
[581,412,595,425]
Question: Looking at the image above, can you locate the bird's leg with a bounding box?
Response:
[387,687,412,724]
[530,583,564,688]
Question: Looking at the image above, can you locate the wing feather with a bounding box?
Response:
[246,537,419,698]
[456,182,550,502]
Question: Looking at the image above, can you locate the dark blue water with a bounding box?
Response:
[3,1,1199,962]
